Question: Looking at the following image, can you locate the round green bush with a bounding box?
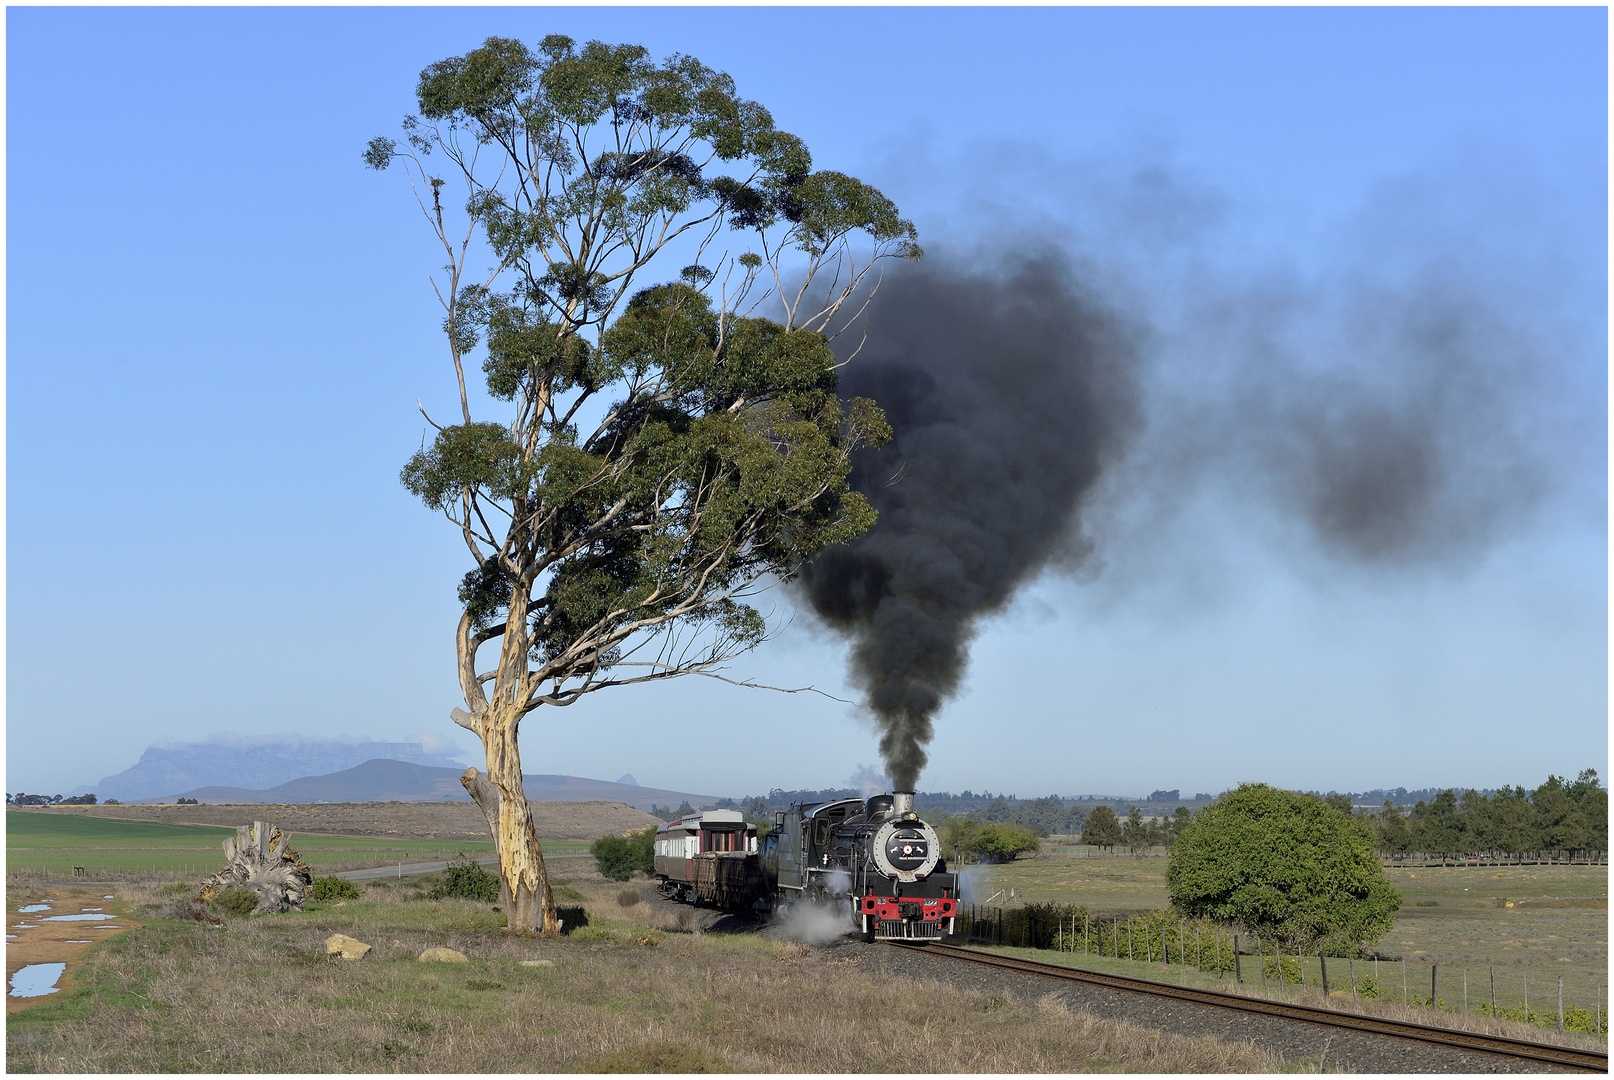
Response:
[308,875,362,902]
[591,827,655,881]
[215,886,261,917]
[429,856,501,902]
[1166,783,1400,951]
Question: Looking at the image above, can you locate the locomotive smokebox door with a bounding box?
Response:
[871,820,940,882]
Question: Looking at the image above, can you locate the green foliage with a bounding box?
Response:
[1476,1001,1609,1034]
[1081,804,1121,850]
[429,856,501,903]
[1167,783,1401,951]
[1366,768,1608,856]
[308,875,362,902]
[372,33,918,722]
[591,827,655,880]
[937,816,1040,864]
[214,887,260,917]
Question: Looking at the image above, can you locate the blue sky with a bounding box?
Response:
[6,7,1606,799]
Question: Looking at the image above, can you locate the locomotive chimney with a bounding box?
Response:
[892,791,915,818]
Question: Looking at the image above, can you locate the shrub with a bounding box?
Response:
[429,856,501,903]
[936,815,1039,864]
[976,822,1040,862]
[1167,783,1400,951]
[215,887,261,917]
[309,875,362,902]
[617,888,642,908]
[592,827,655,881]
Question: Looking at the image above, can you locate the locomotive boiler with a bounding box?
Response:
[653,791,958,942]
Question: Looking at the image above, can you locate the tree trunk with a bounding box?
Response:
[460,739,559,938]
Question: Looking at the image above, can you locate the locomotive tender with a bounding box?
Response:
[653,791,958,941]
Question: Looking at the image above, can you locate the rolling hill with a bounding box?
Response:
[140,759,719,810]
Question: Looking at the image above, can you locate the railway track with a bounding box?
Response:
[892,941,1608,1073]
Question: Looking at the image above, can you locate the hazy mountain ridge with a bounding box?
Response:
[131,759,718,810]
[83,739,468,802]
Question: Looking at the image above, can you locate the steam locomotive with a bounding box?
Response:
[652,791,958,941]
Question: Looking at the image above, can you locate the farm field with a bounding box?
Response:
[4,868,1288,1074]
[971,843,1608,1028]
[5,811,516,877]
[16,799,659,843]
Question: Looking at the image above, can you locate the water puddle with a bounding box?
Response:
[80,908,103,912]
[9,963,66,999]
[14,924,37,929]
[102,895,114,900]
[18,904,51,913]
[64,940,93,944]
[42,914,117,922]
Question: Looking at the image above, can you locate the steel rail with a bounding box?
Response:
[892,941,1607,1072]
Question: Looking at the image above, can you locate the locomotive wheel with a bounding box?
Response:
[861,927,875,944]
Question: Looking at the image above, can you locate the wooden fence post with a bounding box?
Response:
[1320,952,1329,998]
[1490,966,1496,1015]
[1557,975,1563,1032]
[1234,935,1241,983]
[1431,964,1437,1009]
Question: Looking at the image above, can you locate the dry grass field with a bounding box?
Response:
[6,870,1294,1074]
[971,842,1608,1031]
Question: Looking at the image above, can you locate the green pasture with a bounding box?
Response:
[969,843,1608,1027]
[6,811,505,876]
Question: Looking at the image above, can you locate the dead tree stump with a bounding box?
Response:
[200,821,313,913]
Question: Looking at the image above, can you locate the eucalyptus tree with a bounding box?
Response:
[367,35,917,935]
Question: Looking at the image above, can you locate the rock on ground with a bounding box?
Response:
[418,947,468,963]
[324,934,371,960]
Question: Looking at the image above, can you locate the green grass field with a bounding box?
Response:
[6,811,505,876]
[969,843,1608,1030]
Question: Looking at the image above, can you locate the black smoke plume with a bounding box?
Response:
[797,254,1142,790]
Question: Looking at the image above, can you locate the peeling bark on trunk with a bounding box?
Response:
[460,761,559,937]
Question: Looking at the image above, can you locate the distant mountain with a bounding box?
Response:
[616,774,640,786]
[144,759,718,810]
[90,739,467,803]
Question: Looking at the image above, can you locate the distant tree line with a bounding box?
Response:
[7,792,98,805]
[717,789,1092,837]
[1364,769,1606,858]
[1080,804,1195,853]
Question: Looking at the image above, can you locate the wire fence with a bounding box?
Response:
[951,903,1607,1037]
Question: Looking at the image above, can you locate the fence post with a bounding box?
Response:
[1320,952,1329,998]
[1431,964,1437,1009]
[1557,976,1563,1033]
[1258,936,1266,988]
[1350,955,1357,1000]
[1234,935,1241,983]
[1490,966,1496,1015]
